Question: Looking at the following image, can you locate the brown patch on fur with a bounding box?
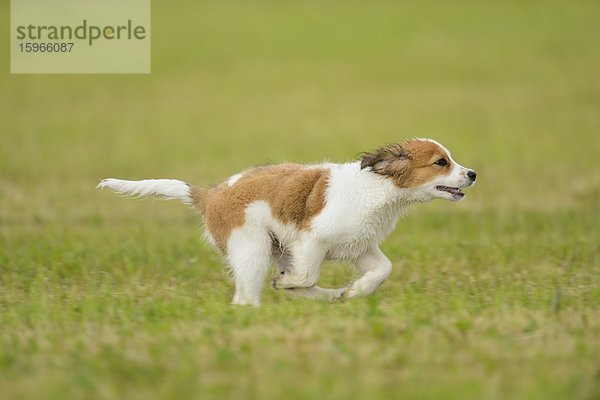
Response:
[189,187,207,211]
[191,164,330,251]
[361,139,451,188]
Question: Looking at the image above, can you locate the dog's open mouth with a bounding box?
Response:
[436,185,465,198]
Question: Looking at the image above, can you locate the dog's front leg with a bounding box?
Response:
[271,238,325,289]
[343,247,392,299]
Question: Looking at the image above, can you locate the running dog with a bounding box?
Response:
[97,138,477,306]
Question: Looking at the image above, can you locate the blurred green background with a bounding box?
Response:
[1,1,599,399]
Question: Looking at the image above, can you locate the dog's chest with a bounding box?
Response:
[310,162,409,260]
[320,202,406,260]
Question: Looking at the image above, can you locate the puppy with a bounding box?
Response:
[97,138,476,306]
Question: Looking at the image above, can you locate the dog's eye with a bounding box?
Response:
[434,158,448,166]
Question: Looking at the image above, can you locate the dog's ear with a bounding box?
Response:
[361,144,411,173]
[361,144,414,186]
[360,149,386,170]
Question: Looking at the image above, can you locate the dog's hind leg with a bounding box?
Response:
[272,243,292,276]
[271,238,325,289]
[227,226,272,307]
[272,243,346,302]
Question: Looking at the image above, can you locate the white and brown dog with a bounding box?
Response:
[97,138,476,306]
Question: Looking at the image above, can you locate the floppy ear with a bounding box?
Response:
[361,144,415,186]
[361,149,387,170]
[361,144,410,172]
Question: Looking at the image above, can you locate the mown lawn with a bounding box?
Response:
[1,1,599,399]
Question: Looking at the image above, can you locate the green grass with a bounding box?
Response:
[1,1,600,399]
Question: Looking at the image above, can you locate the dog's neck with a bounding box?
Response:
[348,162,424,206]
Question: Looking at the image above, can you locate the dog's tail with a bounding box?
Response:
[96,178,206,210]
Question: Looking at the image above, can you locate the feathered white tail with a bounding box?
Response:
[96,178,193,205]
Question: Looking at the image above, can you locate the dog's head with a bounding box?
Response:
[361,138,476,201]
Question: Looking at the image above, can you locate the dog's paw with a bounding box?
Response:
[271,276,281,290]
[330,288,349,303]
[271,273,289,290]
[272,272,311,290]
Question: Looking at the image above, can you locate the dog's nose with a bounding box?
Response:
[467,170,477,181]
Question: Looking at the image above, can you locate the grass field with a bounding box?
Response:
[1,1,600,399]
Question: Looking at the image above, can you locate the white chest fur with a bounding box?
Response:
[311,162,411,261]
